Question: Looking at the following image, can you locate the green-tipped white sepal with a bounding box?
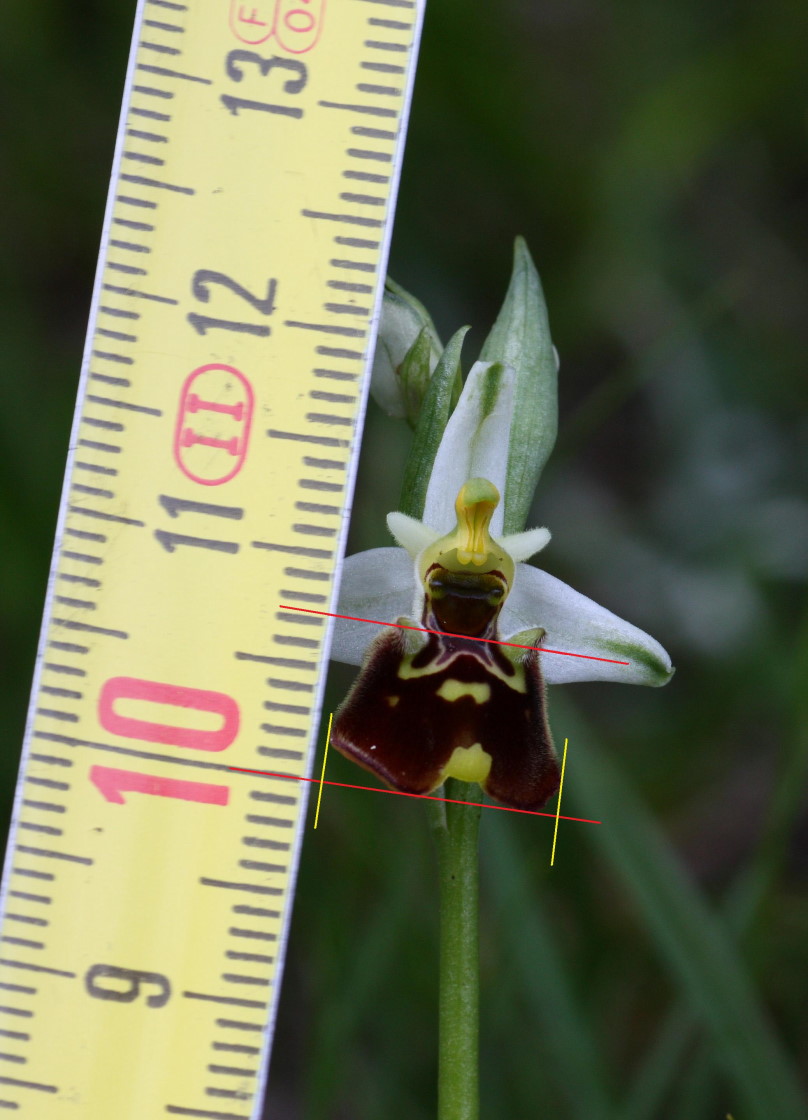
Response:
[480,237,558,534]
[502,563,674,686]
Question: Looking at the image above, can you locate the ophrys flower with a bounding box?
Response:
[331,360,673,810]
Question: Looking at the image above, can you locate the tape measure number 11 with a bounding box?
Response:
[0,0,424,1115]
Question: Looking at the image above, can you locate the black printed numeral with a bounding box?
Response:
[154,494,242,556]
[221,50,307,120]
[187,270,277,338]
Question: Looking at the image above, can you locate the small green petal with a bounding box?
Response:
[386,511,440,558]
[499,627,547,664]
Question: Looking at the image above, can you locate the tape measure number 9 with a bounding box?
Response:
[0,0,424,1116]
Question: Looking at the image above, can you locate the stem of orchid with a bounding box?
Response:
[436,777,483,1120]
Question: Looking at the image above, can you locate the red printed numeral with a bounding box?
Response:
[174,364,254,487]
[90,766,229,807]
[98,676,240,752]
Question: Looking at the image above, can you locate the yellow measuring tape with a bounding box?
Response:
[0,0,424,1113]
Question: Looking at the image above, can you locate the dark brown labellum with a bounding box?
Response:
[332,580,560,811]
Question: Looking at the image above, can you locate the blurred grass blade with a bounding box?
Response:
[620,605,808,1119]
[304,822,427,1120]
[619,1003,696,1120]
[669,1046,719,1120]
[482,814,614,1120]
[553,697,807,1120]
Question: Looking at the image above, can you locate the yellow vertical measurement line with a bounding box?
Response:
[550,737,569,867]
[313,713,333,830]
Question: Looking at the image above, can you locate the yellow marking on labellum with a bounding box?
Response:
[396,650,529,693]
[442,742,492,784]
[436,679,491,704]
[386,695,400,707]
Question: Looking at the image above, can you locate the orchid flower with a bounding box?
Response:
[330,242,674,811]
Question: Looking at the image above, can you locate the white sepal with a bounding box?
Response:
[423,361,516,536]
[501,563,674,686]
[330,548,415,666]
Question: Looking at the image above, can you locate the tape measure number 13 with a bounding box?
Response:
[0,0,424,1115]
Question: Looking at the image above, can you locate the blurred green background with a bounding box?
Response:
[2,1,808,1117]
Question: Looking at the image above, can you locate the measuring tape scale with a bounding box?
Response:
[0,0,425,1115]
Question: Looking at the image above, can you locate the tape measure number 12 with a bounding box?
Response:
[0,0,424,1115]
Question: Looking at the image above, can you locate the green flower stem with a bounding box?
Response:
[434,777,483,1120]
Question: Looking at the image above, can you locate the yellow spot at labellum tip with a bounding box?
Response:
[442,742,492,784]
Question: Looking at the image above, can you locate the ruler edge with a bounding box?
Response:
[255,0,429,1109]
[0,0,429,1113]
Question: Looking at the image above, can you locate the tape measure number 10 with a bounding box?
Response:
[0,0,424,1115]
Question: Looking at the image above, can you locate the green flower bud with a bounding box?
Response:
[370,276,443,420]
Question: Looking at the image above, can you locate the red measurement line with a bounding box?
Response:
[228,766,602,825]
[278,604,630,666]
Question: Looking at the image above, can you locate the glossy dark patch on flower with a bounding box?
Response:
[425,565,506,638]
[331,624,560,812]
